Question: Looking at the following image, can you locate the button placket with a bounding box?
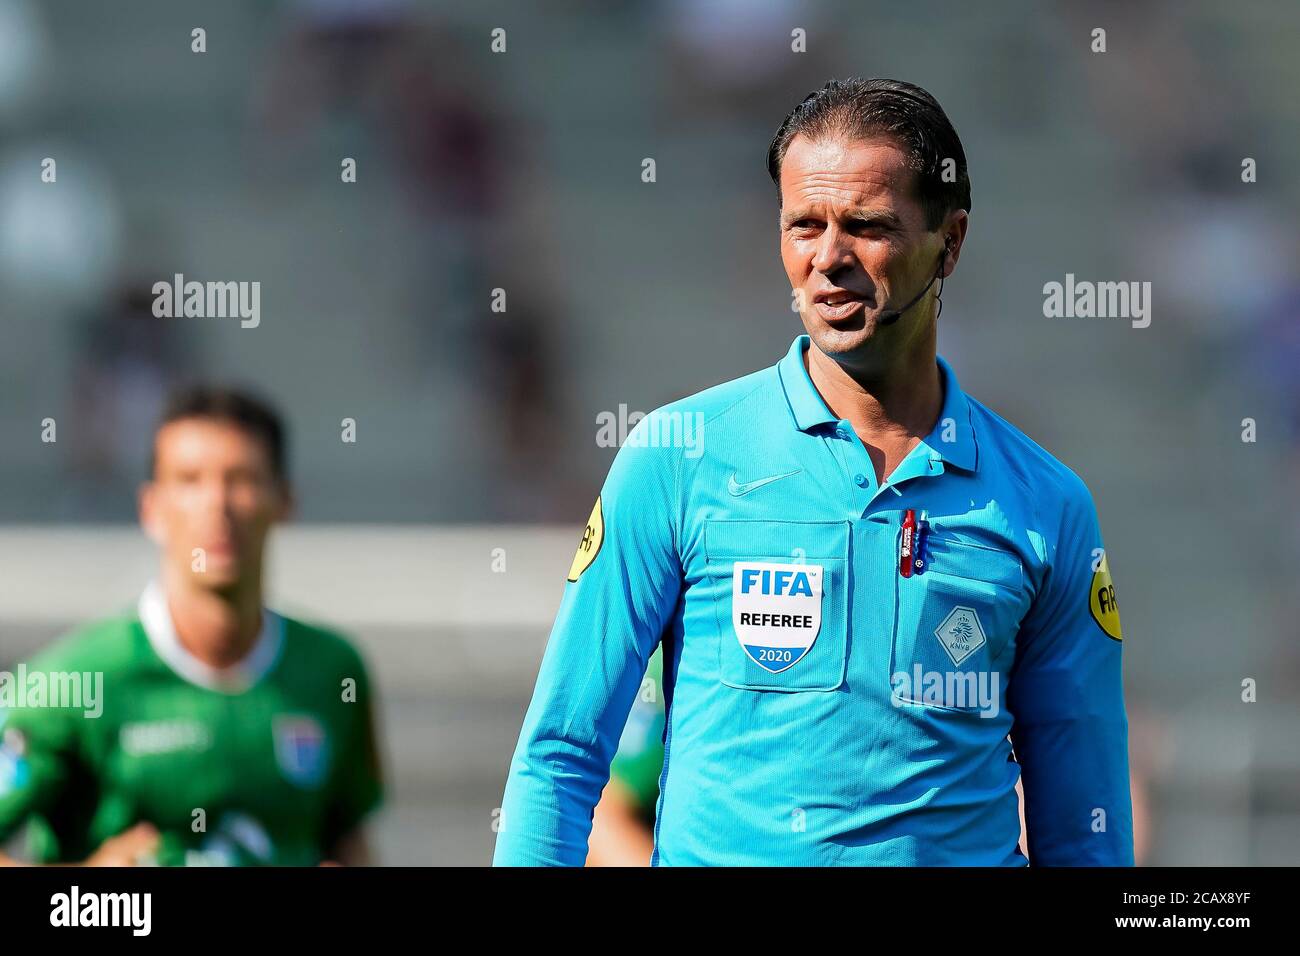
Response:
[827,419,877,516]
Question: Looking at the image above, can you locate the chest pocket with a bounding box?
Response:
[705,519,850,692]
[890,533,1026,712]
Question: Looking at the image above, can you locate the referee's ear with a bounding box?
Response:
[938,210,969,279]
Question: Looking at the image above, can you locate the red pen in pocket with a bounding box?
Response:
[899,508,916,578]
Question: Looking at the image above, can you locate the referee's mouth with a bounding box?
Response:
[813,288,871,323]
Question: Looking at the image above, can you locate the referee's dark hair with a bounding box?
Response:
[150,385,289,485]
[767,77,971,231]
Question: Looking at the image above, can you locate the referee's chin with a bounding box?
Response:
[801,312,891,362]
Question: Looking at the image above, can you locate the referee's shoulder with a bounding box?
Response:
[966,395,1095,514]
[606,366,777,495]
[638,365,777,433]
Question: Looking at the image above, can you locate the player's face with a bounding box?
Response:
[778,133,943,362]
[140,418,289,590]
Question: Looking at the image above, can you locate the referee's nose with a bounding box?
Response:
[809,220,859,278]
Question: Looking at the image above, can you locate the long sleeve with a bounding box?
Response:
[1007,478,1134,865]
[492,414,683,866]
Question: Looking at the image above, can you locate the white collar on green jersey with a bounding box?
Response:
[138,581,285,694]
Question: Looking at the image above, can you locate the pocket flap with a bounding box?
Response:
[705,519,850,561]
[921,534,1022,589]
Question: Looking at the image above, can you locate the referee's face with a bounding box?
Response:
[778,132,945,363]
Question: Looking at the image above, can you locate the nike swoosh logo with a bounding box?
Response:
[727,469,802,497]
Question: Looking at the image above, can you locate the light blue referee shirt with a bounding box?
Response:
[494,335,1133,866]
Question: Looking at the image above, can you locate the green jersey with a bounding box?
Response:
[608,648,665,822]
[0,584,382,866]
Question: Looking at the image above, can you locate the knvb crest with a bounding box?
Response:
[732,562,823,673]
[935,606,986,666]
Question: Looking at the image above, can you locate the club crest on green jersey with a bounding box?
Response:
[273,715,330,789]
[0,723,30,797]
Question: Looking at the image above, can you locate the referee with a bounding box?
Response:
[494,78,1132,866]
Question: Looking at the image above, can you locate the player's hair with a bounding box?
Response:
[150,385,289,484]
[767,77,971,231]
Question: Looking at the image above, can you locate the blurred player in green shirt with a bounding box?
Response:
[0,387,383,866]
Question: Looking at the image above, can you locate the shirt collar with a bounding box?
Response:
[139,580,284,694]
[776,335,979,472]
[777,335,838,431]
[923,353,978,472]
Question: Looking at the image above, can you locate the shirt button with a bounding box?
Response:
[853,473,868,487]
